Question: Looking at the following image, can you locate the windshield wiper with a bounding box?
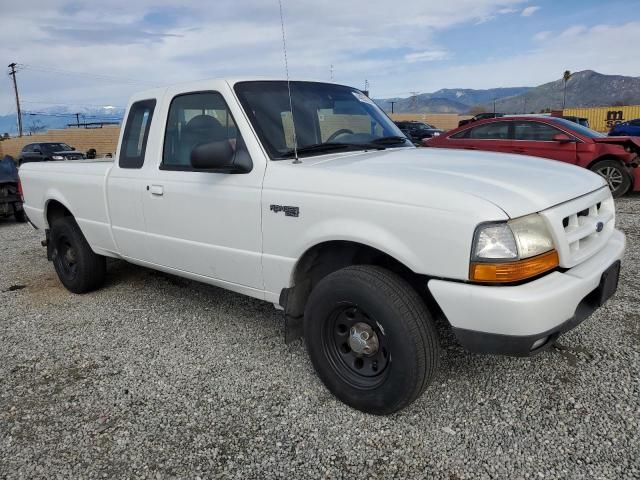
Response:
[370,136,410,145]
[278,142,386,159]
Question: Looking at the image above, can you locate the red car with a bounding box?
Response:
[424,116,640,197]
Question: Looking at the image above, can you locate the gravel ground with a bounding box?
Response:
[1,196,639,479]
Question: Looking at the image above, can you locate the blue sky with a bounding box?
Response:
[1,0,639,115]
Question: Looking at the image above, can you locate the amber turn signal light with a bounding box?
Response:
[470,250,559,283]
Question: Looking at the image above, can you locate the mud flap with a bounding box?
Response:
[285,314,304,344]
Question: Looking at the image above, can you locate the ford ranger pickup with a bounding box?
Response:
[19,79,626,414]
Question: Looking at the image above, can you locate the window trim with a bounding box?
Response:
[119,98,156,169]
[449,119,583,143]
[159,90,242,172]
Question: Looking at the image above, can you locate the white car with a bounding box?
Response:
[20,79,625,414]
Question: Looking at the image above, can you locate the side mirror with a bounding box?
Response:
[552,133,574,143]
[71,147,76,151]
[190,140,252,173]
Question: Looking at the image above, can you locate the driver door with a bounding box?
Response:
[140,87,266,290]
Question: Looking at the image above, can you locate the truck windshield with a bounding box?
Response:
[234,81,410,159]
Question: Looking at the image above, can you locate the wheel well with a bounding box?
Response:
[46,200,73,227]
[586,155,628,171]
[282,241,429,320]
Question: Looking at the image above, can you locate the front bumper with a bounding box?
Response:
[428,229,626,356]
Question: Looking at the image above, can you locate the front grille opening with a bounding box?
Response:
[563,217,569,228]
[577,208,589,217]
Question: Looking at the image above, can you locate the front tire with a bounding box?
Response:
[304,265,440,415]
[50,217,106,293]
[590,159,631,198]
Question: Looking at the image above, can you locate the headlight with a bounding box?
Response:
[52,155,64,160]
[432,132,441,136]
[470,214,558,283]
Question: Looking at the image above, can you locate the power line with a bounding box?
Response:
[22,100,126,109]
[19,64,159,87]
[22,111,123,120]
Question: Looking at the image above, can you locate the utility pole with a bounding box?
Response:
[330,64,334,82]
[390,101,396,114]
[75,113,80,128]
[363,79,369,97]
[8,63,23,137]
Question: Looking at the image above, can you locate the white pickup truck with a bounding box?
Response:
[20,79,625,414]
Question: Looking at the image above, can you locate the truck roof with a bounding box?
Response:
[129,78,345,103]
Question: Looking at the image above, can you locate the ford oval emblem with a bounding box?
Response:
[596,221,604,233]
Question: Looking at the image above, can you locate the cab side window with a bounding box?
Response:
[513,121,562,141]
[119,99,156,169]
[467,121,511,140]
[162,91,241,170]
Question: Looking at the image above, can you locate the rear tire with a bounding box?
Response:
[590,159,631,198]
[304,265,440,415]
[50,217,106,293]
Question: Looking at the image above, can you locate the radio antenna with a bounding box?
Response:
[278,0,300,164]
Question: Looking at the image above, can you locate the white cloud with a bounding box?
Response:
[0,0,527,113]
[521,6,540,16]
[404,50,450,63]
[1,1,637,112]
[533,30,551,41]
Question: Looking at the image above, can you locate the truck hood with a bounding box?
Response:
[293,147,607,218]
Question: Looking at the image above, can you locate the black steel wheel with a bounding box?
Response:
[323,303,390,389]
[304,265,440,415]
[50,216,106,293]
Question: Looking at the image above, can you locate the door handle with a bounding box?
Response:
[149,185,164,196]
[463,146,477,150]
[512,148,526,153]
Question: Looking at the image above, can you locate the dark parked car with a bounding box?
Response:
[394,121,443,144]
[609,118,640,137]
[424,116,640,197]
[17,142,84,166]
[458,112,504,127]
[0,155,26,222]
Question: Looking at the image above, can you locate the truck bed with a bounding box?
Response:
[20,159,119,257]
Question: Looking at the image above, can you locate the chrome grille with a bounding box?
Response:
[540,187,615,268]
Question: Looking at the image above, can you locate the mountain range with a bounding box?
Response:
[375,70,640,114]
[375,87,532,114]
[0,105,125,136]
[493,70,640,114]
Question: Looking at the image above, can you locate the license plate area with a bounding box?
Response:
[597,260,621,306]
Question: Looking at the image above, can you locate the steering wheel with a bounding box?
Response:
[326,129,354,142]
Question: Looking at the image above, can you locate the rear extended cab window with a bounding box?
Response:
[119,99,156,169]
